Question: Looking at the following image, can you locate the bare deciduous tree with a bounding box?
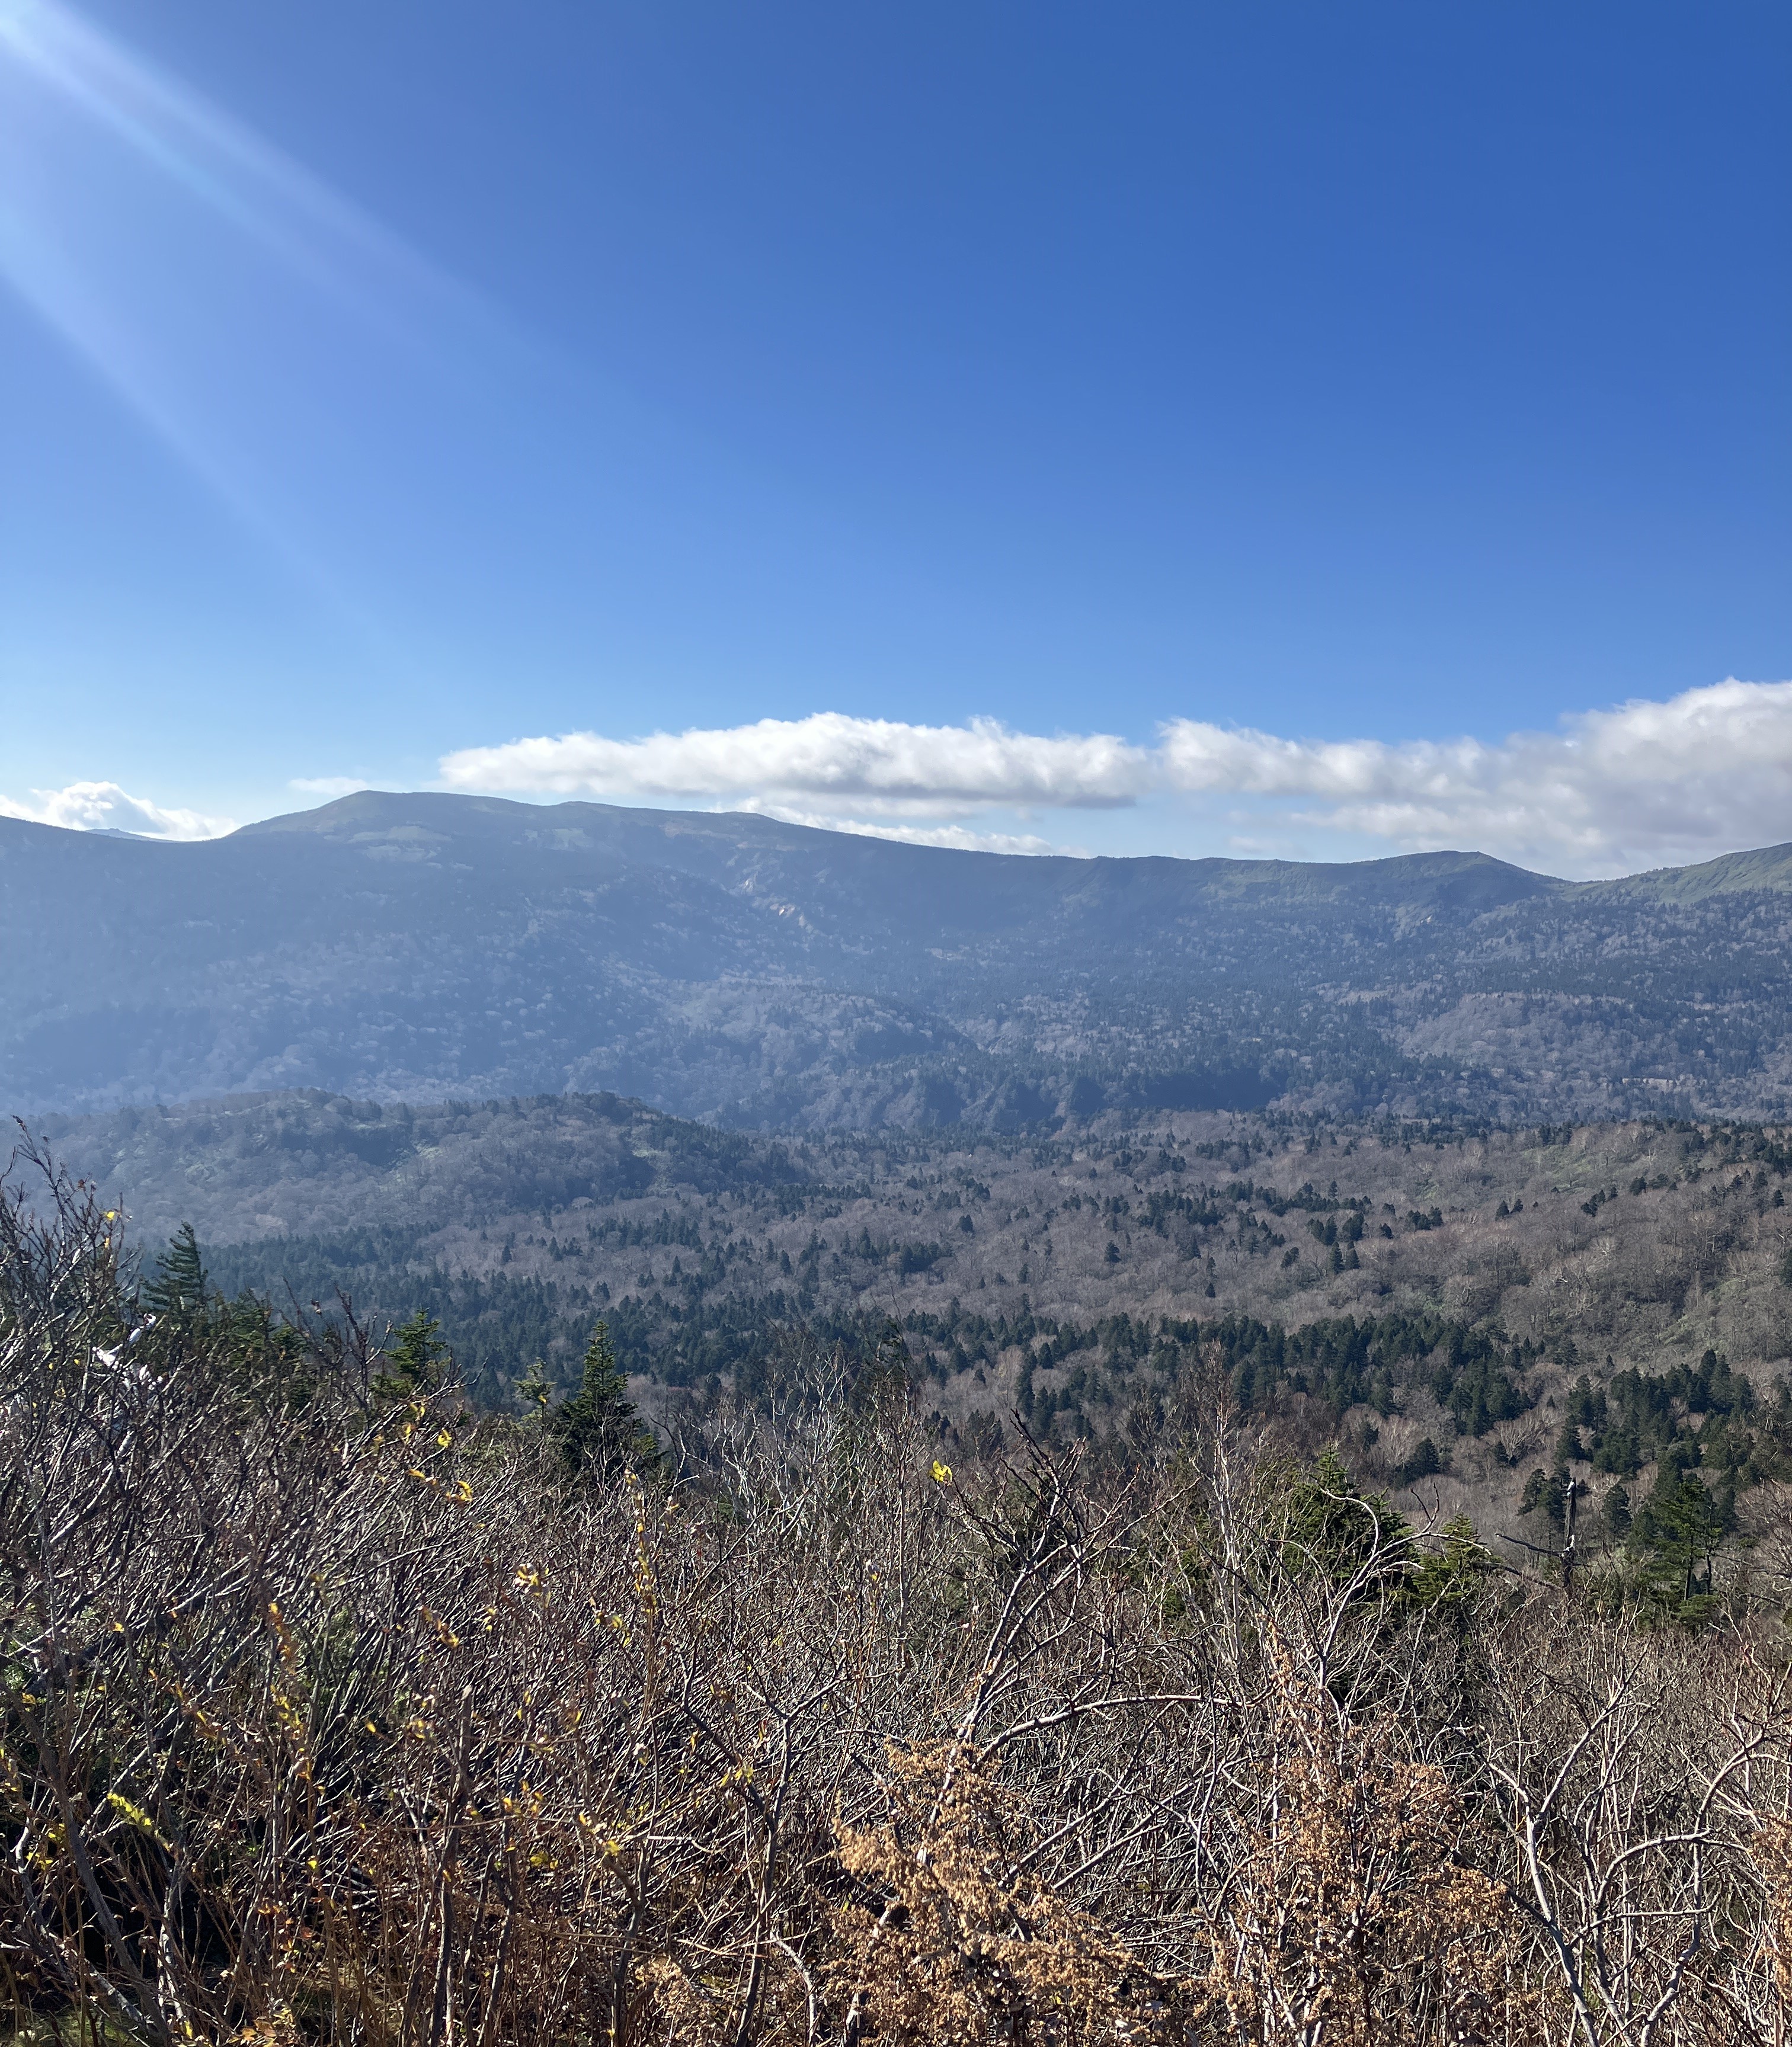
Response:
[2,1141,1791,2044]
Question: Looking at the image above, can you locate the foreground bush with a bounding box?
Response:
[2,1144,1791,2043]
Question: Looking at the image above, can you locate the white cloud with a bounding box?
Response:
[440,713,1148,818]
[14,683,1791,873]
[0,780,235,840]
[1159,678,1792,874]
[742,803,1066,856]
[828,820,1064,856]
[435,678,1792,879]
[290,776,372,797]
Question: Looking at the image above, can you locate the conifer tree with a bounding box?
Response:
[552,1321,654,1481]
[1281,1449,1410,1596]
[374,1309,449,1405]
[1409,1513,1496,1612]
[143,1223,209,1330]
[516,1357,552,1418]
[1631,1471,1724,1618]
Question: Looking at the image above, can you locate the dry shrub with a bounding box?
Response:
[1753,1822,1792,1995]
[825,1741,1182,2046]
[1195,1651,1523,2046]
[5,1143,1792,2046]
[641,1950,818,2047]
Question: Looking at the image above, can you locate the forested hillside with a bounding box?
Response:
[8,792,1792,1124]
[30,1088,1792,1573]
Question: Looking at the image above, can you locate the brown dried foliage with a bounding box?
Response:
[4,1140,1792,2045]
[823,1740,1183,2046]
[1193,1649,1521,2046]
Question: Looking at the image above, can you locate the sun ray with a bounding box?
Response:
[0,0,521,609]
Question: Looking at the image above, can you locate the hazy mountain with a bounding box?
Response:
[7,790,1792,1125]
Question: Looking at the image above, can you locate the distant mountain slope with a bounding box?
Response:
[29,1088,805,1248]
[1589,842,1792,904]
[5,791,1792,1123]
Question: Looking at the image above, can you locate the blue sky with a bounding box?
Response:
[1,0,1787,873]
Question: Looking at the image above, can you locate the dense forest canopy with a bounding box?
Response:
[28,1088,1792,1578]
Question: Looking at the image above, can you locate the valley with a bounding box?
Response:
[30,1087,1792,1555]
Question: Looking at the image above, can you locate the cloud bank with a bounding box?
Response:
[0,780,235,841]
[21,680,1786,872]
[442,713,1145,818]
[290,776,372,798]
[439,680,1792,876]
[1160,680,1792,874]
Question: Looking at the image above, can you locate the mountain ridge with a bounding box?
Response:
[8,793,1792,1125]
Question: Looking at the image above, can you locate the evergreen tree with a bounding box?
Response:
[516,1357,552,1418]
[374,1309,449,1405]
[1394,1437,1442,1487]
[552,1321,655,1482]
[1631,1471,1724,1621]
[1409,1513,1496,1613]
[144,1222,209,1330]
[1521,1466,1566,1527]
[1281,1449,1410,1596]
[220,1289,311,1405]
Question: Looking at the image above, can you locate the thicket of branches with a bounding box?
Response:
[7,1140,1792,2045]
